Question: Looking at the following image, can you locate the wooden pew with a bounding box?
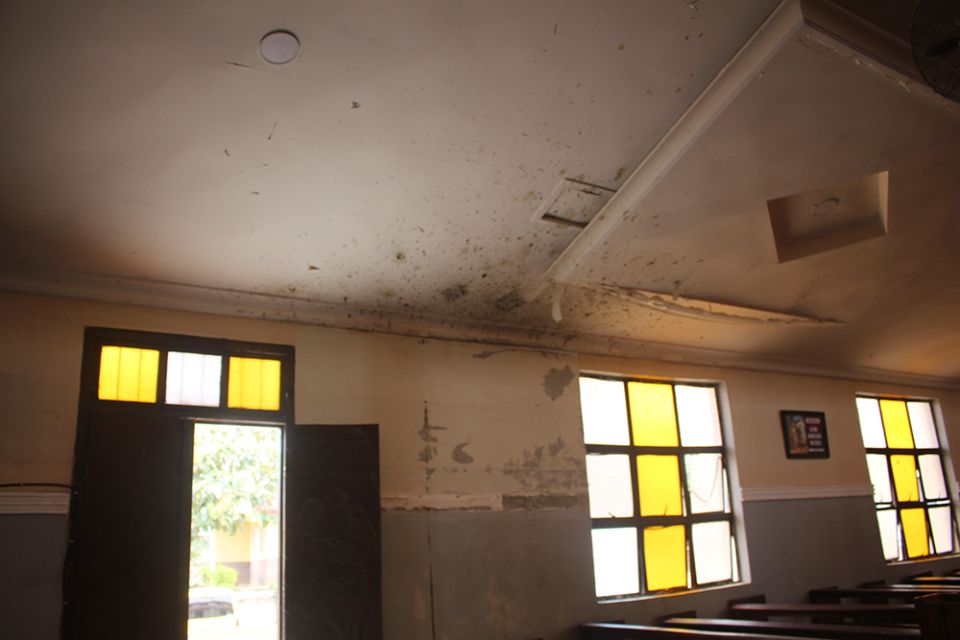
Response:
[899,571,933,582]
[907,575,960,587]
[579,622,822,640]
[662,616,920,639]
[915,592,960,640]
[809,584,960,603]
[727,602,917,624]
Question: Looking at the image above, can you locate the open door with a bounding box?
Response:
[67,411,192,640]
[285,424,382,640]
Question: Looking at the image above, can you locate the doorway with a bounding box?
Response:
[66,327,384,640]
[188,423,282,640]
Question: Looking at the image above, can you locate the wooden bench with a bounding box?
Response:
[662,616,920,639]
[907,575,960,587]
[915,592,960,640]
[727,602,917,624]
[809,585,960,603]
[580,622,822,640]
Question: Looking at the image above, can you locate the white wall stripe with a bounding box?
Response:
[0,492,70,515]
[2,487,877,512]
[740,484,873,502]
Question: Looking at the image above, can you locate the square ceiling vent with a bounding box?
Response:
[767,171,889,263]
[533,178,616,229]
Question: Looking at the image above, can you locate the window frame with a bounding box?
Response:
[856,394,959,563]
[77,326,295,421]
[581,374,741,599]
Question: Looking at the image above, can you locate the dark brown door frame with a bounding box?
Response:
[65,327,295,640]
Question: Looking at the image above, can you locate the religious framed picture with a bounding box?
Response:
[780,410,830,459]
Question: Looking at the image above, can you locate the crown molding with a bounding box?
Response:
[1,263,958,391]
[800,0,921,83]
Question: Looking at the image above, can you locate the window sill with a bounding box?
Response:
[886,552,960,566]
[598,579,749,604]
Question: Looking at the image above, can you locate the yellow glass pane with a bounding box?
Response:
[228,357,281,410]
[890,455,920,502]
[261,360,281,409]
[637,455,682,516]
[628,382,679,446]
[901,508,929,558]
[98,346,121,399]
[241,358,261,404]
[644,525,687,591]
[880,399,913,449]
[97,346,158,403]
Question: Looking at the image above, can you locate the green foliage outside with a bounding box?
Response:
[188,424,282,589]
[190,424,282,538]
[197,564,239,588]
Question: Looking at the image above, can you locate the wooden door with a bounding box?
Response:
[66,411,191,640]
[285,424,382,640]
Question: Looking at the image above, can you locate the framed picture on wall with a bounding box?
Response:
[780,410,830,459]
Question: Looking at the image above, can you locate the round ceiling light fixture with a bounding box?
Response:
[259,30,300,64]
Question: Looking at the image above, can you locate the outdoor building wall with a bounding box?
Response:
[215,524,254,565]
[2,290,960,639]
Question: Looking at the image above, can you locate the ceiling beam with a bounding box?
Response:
[530,0,804,297]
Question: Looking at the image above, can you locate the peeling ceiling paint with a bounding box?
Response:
[575,284,841,326]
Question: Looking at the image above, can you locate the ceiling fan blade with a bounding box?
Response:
[924,37,960,57]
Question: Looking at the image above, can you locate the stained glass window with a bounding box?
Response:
[581,376,739,597]
[95,342,285,414]
[856,396,957,561]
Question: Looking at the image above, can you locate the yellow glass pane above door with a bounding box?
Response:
[227,357,281,410]
[98,346,159,403]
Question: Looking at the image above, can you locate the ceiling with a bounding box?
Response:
[1,0,958,385]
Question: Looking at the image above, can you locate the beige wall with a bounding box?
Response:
[6,290,960,639]
[215,523,253,564]
[0,291,585,508]
[3,289,960,500]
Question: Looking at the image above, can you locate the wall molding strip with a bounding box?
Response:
[381,493,503,512]
[0,491,70,515]
[740,484,873,502]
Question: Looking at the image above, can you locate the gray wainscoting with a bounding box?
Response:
[5,494,960,640]
[0,514,68,640]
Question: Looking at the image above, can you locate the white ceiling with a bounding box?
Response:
[1,0,958,384]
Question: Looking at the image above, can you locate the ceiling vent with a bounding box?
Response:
[911,0,960,104]
[766,171,889,263]
[533,178,615,230]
